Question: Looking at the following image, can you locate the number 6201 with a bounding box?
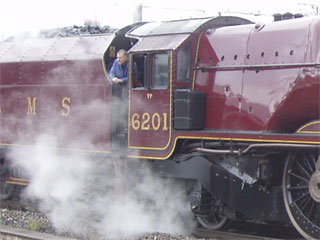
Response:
[131,112,168,131]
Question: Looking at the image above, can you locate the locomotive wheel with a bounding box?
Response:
[283,151,320,240]
[196,213,229,230]
[196,199,230,230]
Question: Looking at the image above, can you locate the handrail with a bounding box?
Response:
[194,62,320,72]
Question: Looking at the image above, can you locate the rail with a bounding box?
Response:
[193,228,301,240]
[0,225,75,240]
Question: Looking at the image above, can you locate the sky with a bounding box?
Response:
[0,0,319,39]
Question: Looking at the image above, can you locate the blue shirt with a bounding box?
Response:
[109,59,137,84]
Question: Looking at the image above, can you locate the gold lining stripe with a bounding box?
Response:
[7,177,29,182]
[128,54,132,147]
[192,31,204,90]
[6,177,29,186]
[296,120,320,133]
[127,135,320,160]
[5,181,28,186]
[297,131,320,134]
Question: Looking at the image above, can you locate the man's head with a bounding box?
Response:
[117,49,128,66]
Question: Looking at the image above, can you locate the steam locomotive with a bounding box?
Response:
[0,15,319,239]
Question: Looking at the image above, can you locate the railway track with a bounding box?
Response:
[0,227,302,240]
[0,225,74,240]
[1,199,304,240]
[0,199,37,211]
[193,227,303,240]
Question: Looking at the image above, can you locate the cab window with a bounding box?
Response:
[152,53,169,89]
[131,52,169,89]
[177,42,191,82]
[132,53,147,88]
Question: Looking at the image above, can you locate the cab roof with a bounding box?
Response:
[127,18,213,37]
[127,16,252,52]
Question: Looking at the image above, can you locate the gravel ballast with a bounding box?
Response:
[0,208,200,240]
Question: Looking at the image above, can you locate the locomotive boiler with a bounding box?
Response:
[0,15,319,239]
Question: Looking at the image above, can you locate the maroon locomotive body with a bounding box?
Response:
[0,35,113,152]
[0,16,319,239]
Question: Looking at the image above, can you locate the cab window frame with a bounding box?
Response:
[151,52,170,90]
[130,53,148,90]
[131,51,170,90]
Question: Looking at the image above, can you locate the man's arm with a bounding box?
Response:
[121,76,128,83]
[120,63,134,83]
[122,62,137,83]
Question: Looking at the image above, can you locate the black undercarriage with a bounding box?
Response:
[149,141,320,239]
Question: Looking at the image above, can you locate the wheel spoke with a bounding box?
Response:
[300,197,311,212]
[288,185,308,191]
[296,160,311,178]
[304,154,315,173]
[307,200,315,220]
[292,192,309,204]
[288,170,308,182]
[310,153,318,170]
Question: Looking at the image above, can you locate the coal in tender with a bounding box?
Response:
[40,25,116,38]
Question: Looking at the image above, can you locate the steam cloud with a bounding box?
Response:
[7,133,194,238]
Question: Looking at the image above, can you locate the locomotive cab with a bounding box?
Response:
[126,19,205,153]
[124,17,252,157]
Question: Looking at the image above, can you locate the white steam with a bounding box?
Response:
[7,134,194,238]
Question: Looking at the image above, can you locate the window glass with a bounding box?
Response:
[132,53,147,88]
[152,53,169,89]
[177,42,191,82]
